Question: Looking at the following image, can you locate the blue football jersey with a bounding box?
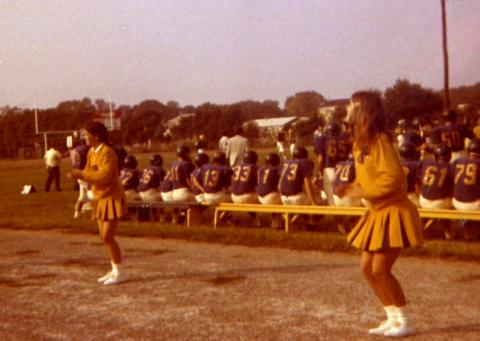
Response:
[137,166,166,192]
[119,168,141,190]
[231,164,258,195]
[160,171,173,193]
[279,159,314,196]
[401,160,419,193]
[201,164,233,193]
[169,160,195,189]
[333,160,355,195]
[314,133,352,168]
[452,158,480,202]
[190,168,203,195]
[257,166,280,197]
[431,124,473,151]
[417,160,454,200]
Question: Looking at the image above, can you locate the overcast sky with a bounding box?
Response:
[1,0,479,109]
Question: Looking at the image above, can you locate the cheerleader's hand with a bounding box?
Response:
[336,184,363,199]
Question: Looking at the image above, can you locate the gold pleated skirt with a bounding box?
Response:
[93,196,127,221]
[347,198,424,251]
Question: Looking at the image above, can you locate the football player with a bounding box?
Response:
[452,139,480,240]
[137,154,166,202]
[399,142,421,207]
[333,154,361,207]
[257,152,283,228]
[231,150,261,227]
[279,146,316,206]
[191,152,210,203]
[200,151,233,205]
[430,109,474,161]
[314,122,352,206]
[417,143,455,239]
[170,145,195,202]
[119,155,141,201]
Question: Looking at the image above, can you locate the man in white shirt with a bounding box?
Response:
[44,144,62,192]
[226,127,248,167]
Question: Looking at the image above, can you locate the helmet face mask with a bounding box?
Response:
[150,154,163,167]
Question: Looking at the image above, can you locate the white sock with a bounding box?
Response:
[385,305,397,324]
[111,262,121,276]
[395,306,409,326]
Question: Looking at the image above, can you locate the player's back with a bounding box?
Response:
[279,159,313,196]
[257,165,280,197]
[231,163,257,195]
[417,159,453,200]
[452,157,480,202]
[431,124,472,152]
[137,166,166,192]
[170,160,195,189]
[120,168,141,190]
[333,160,356,195]
[401,160,419,193]
[201,164,232,193]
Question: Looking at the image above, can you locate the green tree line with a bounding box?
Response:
[0,80,479,159]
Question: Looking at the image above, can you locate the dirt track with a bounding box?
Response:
[1,228,479,340]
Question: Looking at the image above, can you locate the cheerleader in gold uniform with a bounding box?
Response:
[338,91,423,337]
[69,121,126,285]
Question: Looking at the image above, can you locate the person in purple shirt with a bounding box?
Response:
[231,150,261,227]
[430,109,474,161]
[199,151,233,205]
[417,143,454,239]
[279,146,316,205]
[399,142,421,207]
[170,145,195,202]
[138,154,166,202]
[191,152,209,203]
[257,152,282,228]
[119,155,141,201]
[452,139,480,240]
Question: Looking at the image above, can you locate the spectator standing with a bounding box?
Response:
[226,127,248,167]
[44,142,62,192]
[70,141,80,191]
[218,132,229,153]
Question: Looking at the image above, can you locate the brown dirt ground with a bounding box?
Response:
[1,228,479,341]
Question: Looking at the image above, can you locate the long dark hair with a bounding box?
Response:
[349,91,391,154]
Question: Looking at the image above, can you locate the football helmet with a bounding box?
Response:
[150,154,163,167]
[442,109,457,123]
[433,143,452,162]
[194,153,209,167]
[398,142,420,161]
[467,138,480,157]
[212,151,227,165]
[176,145,191,159]
[324,122,341,136]
[123,155,138,169]
[293,146,308,159]
[265,153,281,167]
[243,150,258,165]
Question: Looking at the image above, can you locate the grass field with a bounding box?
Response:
[1,149,480,262]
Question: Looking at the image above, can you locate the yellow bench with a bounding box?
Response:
[213,203,480,233]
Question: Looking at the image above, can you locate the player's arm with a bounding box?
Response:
[304,176,317,205]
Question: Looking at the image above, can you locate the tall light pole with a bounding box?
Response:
[441,0,450,110]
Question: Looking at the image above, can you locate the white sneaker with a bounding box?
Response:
[97,271,113,283]
[368,320,394,335]
[103,272,123,285]
[73,211,80,219]
[384,323,416,337]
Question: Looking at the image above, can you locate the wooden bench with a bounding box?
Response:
[213,203,480,233]
[127,200,207,227]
